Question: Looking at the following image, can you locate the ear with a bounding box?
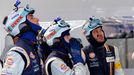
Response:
[13,36,19,43]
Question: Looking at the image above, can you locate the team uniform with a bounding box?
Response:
[83,44,124,75]
[1,39,43,75]
[44,18,88,75]
[1,1,44,75]
[45,50,87,75]
[81,17,125,75]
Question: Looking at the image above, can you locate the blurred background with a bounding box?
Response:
[0,0,134,74]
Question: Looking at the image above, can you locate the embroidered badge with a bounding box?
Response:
[60,64,68,72]
[89,52,95,59]
[6,57,14,65]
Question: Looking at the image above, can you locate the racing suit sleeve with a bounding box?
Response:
[50,58,88,75]
[0,51,25,75]
[114,46,125,75]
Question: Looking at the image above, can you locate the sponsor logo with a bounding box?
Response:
[4,56,14,68]
[89,52,95,59]
[46,30,56,40]
[60,64,68,71]
[6,57,14,65]
[106,57,115,62]
[11,16,23,28]
[8,16,23,32]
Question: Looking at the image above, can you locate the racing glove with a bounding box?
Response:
[69,38,84,65]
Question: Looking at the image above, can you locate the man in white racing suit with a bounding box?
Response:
[44,17,89,75]
[1,2,45,75]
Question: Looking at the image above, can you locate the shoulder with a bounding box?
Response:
[105,44,115,51]
[46,57,65,68]
[106,44,119,53]
[4,50,25,67]
[51,58,69,73]
[7,46,30,68]
[105,44,120,59]
[9,46,30,61]
[82,45,90,54]
[45,57,69,75]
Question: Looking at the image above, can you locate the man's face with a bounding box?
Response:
[92,27,105,42]
[26,14,39,25]
[63,35,71,43]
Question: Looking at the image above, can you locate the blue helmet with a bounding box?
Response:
[82,17,102,36]
[3,5,35,36]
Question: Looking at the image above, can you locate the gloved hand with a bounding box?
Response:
[69,38,84,65]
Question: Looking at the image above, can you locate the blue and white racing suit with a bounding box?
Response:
[45,50,89,75]
[0,39,43,75]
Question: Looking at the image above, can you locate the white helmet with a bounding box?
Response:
[3,5,34,36]
[44,17,70,46]
[82,17,102,36]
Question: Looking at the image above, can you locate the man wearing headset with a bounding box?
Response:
[82,17,124,75]
[44,17,88,75]
[0,3,45,75]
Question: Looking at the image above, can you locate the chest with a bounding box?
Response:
[86,47,115,68]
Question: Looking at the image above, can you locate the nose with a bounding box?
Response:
[33,17,39,24]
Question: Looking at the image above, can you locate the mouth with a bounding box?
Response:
[97,35,104,41]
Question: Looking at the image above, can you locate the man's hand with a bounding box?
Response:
[69,38,84,64]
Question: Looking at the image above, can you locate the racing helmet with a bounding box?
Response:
[44,17,70,46]
[82,17,102,36]
[3,5,35,36]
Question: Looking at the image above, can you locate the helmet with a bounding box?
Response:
[82,17,102,36]
[3,5,35,36]
[44,17,70,46]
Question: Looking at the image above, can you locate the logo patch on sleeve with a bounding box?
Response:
[60,64,68,72]
[89,52,95,59]
[5,56,14,68]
